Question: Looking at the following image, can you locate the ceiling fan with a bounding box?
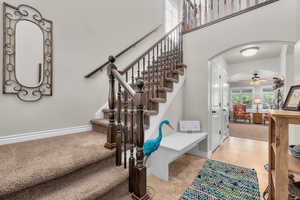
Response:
[250,72,272,85]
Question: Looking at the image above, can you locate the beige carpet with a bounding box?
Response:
[0,132,129,200]
[229,122,268,141]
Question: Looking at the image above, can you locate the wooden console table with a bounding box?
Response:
[268,110,300,200]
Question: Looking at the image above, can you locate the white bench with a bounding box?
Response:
[150,121,208,181]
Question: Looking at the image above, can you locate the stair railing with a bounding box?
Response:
[105,23,183,200]
[107,56,148,199]
[105,23,183,149]
[183,0,279,33]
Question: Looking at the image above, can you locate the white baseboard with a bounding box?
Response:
[0,124,92,146]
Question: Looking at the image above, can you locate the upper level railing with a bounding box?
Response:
[85,25,161,78]
[183,0,279,33]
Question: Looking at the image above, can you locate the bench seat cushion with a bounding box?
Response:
[160,133,207,152]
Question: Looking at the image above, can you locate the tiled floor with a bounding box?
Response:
[148,137,268,200]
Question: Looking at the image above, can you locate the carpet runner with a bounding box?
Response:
[180,160,260,200]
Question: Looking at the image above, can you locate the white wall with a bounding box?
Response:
[182,0,298,151]
[160,86,184,137]
[0,0,165,136]
[290,41,300,145]
[290,0,300,144]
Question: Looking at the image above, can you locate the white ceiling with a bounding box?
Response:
[223,42,290,65]
[229,70,278,83]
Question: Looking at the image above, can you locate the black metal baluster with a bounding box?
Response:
[167,35,170,78]
[176,27,179,66]
[142,57,147,110]
[124,73,129,170]
[142,57,145,81]
[180,25,183,64]
[171,32,174,74]
[156,45,159,97]
[172,30,175,72]
[147,53,151,109]
[163,39,167,87]
[116,83,122,166]
[160,41,163,89]
[152,49,155,98]
[218,0,220,18]
[138,60,140,78]
[171,31,174,74]
[199,0,202,25]
[129,66,135,193]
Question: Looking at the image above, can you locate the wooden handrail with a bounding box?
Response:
[111,69,136,98]
[119,22,183,75]
[85,24,161,78]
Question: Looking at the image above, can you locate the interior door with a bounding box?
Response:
[221,68,230,141]
[210,62,222,151]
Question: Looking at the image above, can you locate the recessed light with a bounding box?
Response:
[240,47,259,57]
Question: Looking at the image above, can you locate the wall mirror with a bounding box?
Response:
[3,3,53,102]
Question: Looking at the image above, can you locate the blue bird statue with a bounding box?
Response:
[143,120,174,164]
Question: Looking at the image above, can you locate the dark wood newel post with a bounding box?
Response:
[132,79,149,200]
[105,56,117,150]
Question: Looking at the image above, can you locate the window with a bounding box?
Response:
[231,88,254,109]
[165,0,179,32]
[262,87,274,109]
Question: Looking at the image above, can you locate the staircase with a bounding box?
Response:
[0,132,130,200]
[0,24,185,200]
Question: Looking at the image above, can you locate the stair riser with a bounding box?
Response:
[92,124,108,134]
[148,100,160,112]
[1,153,117,200]
[97,179,129,200]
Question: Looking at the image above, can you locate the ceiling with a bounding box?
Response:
[229,70,277,83]
[223,42,291,65]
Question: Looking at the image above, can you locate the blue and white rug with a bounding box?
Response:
[180,160,260,200]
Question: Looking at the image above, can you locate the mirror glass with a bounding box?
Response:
[15,20,43,87]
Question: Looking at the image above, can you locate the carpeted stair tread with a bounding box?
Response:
[0,131,114,196]
[2,158,129,200]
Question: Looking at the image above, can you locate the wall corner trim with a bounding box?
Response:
[0,124,92,146]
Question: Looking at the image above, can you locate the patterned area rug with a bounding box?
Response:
[180,160,260,200]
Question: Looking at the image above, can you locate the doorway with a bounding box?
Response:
[209,41,294,145]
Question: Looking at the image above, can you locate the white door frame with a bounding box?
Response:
[208,60,230,152]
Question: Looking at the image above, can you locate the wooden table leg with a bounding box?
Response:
[268,118,275,199]
[274,118,289,200]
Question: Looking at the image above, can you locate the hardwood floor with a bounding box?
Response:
[148,137,268,200]
[229,122,268,141]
